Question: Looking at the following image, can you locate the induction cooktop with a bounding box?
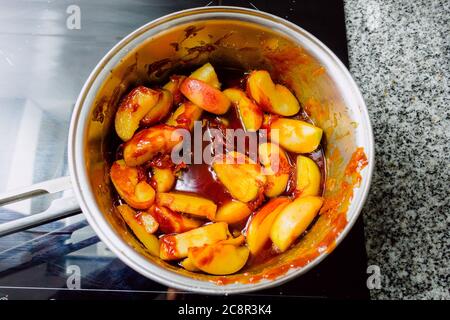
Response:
[0,0,369,300]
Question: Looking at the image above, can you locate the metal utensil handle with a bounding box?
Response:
[0,176,82,237]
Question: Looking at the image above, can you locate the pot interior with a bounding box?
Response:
[82,13,370,287]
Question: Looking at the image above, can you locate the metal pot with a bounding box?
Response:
[0,7,374,294]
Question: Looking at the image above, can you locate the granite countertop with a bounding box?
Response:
[344,0,449,299]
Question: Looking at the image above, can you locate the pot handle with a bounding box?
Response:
[0,176,82,237]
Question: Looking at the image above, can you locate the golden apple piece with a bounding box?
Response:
[159,222,229,260]
[117,204,160,256]
[258,142,290,197]
[188,244,250,275]
[212,152,266,203]
[246,197,290,255]
[270,196,324,252]
[149,205,202,234]
[123,125,183,166]
[296,155,321,197]
[180,257,200,272]
[219,234,245,246]
[247,70,300,116]
[140,212,159,234]
[110,160,155,209]
[180,78,231,115]
[115,86,161,141]
[140,89,173,126]
[190,62,221,89]
[156,192,217,220]
[151,167,176,193]
[215,200,251,224]
[270,118,323,153]
[163,75,186,105]
[166,101,203,130]
[223,88,263,131]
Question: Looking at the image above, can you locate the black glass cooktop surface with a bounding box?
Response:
[0,0,369,300]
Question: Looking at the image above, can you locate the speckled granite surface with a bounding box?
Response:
[343,0,449,299]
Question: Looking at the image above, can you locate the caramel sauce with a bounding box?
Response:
[108,65,328,275]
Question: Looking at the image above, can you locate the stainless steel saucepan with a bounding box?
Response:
[0,7,374,294]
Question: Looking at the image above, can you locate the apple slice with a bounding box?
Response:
[180,257,200,272]
[151,167,176,193]
[180,78,231,115]
[115,86,161,141]
[117,204,159,256]
[123,125,183,166]
[219,234,245,246]
[215,200,252,224]
[246,197,290,254]
[258,142,290,197]
[140,89,173,126]
[110,160,155,209]
[188,243,249,275]
[223,88,263,132]
[270,196,324,252]
[190,62,221,89]
[149,205,202,234]
[212,152,266,203]
[180,235,245,272]
[140,213,159,234]
[270,118,323,153]
[163,75,186,105]
[159,222,229,260]
[247,70,300,116]
[156,192,217,220]
[296,155,321,197]
[166,101,203,131]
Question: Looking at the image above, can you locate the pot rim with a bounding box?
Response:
[68,6,375,294]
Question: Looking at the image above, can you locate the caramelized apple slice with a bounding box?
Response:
[110,160,155,209]
[212,152,266,203]
[215,200,252,224]
[156,192,217,220]
[180,78,231,115]
[159,222,228,260]
[115,86,161,141]
[270,196,324,252]
[190,62,221,89]
[166,101,203,130]
[123,125,183,166]
[219,234,245,246]
[117,204,159,256]
[247,70,300,116]
[140,213,159,234]
[296,155,321,197]
[188,244,249,275]
[140,89,173,126]
[149,205,202,234]
[246,197,290,254]
[151,167,176,193]
[258,142,290,197]
[270,118,323,153]
[213,151,266,202]
[163,75,186,105]
[223,88,263,131]
[180,257,200,272]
